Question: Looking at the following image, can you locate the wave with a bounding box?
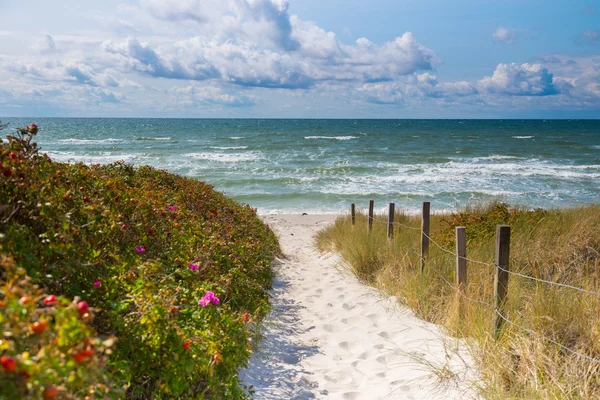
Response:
[209,146,249,150]
[470,155,520,162]
[229,137,244,140]
[185,151,262,163]
[46,151,138,164]
[512,136,534,139]
[58,138,123,144]
[304,136,358,141]
[135,137,172,141]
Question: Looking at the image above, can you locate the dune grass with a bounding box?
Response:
[317,203,600,399]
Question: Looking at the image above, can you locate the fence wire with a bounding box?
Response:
[495,311,600,364]
[361,213,600,297]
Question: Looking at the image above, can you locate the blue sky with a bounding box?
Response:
[0,0,598,118]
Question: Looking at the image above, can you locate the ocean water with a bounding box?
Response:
[2,118,599,214]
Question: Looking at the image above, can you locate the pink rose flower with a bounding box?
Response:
[199,291,220,306]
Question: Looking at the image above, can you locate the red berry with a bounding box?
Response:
[43,295,56,306]
[31,320,47,334]
[77,301,89,315]
[83,196,89,202]
[3,168,11,177]
[147,229,154,235]
[171,307,178,313]
[19,369,30,380]
[42,385,58,399]
[121,224,127,230]
[9,151,17,160]
[183,341,190,350]
[1,356,16,372]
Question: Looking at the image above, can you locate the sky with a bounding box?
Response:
[0,0,599,118]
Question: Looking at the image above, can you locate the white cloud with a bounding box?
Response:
[493,27,518,44]
[478,63,559,96]
[168,84,256,107]
[97,0,435,89]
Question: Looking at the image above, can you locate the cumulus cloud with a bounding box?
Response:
[356,72,477,104]
[493,27,518,44]
[103,31,434,89]
[478,63,559,96]
[98,0,435,89]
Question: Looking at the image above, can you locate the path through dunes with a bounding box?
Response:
[240,214,479,400]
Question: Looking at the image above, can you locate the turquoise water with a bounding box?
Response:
[2,118,599,214]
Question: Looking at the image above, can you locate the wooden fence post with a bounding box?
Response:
[493,225,511,339]
[351,203,356,226]
[387,203,395,239]
[368,200,374,233]
[420,202,431,275]
[456,226,467,288]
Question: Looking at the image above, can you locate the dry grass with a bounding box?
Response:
[316,203,600,399]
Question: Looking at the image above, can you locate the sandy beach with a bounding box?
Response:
[240,214,479,400]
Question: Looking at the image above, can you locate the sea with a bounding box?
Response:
[2,118,599,214]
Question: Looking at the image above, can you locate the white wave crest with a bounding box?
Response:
[512,136,534,139]
[471,155,520,162]
[58,138,123,144]
[304,136,358,140]
[209,146,249,150]
[185,151,262,162]
[135,137,172,141]
[46,151,137,164]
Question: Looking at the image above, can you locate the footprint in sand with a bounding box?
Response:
[378,331,390,339]
[338,341,354,351]
[282,354,300,365]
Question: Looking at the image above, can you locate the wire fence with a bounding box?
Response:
[349,202,600,365]
[363,211,600,297]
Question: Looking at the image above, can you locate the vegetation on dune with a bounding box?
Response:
[317,202,600,399]
[0,123,280,399]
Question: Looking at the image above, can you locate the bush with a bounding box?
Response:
[1,124,280,398]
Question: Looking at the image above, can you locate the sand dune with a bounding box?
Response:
[240,214,479,400]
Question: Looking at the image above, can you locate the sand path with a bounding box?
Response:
[240,214,479,400]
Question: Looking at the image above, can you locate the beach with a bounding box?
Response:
[240,214,479,400]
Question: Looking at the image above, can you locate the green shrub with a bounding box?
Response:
[0,124,279,398]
